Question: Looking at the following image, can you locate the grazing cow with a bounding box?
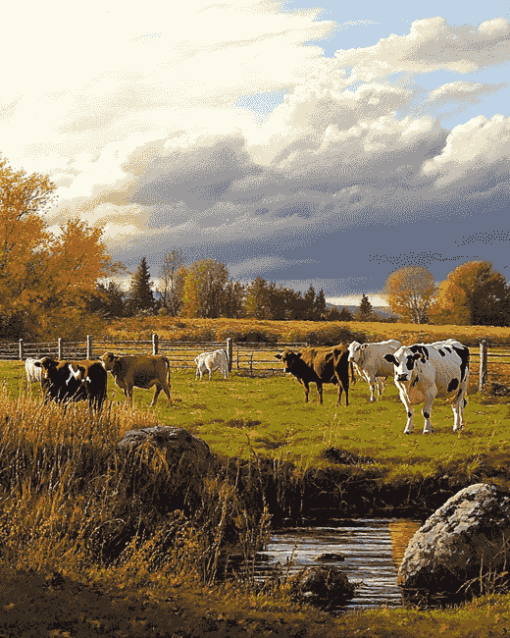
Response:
[100,352,171,407]
[383,339,470,434]
[275,345,352,405]
[194,349,229,380]
[347,339,401,402]
[34,357,108,412]
[25,357,43,388]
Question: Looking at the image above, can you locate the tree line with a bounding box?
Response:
[1,154,508,342]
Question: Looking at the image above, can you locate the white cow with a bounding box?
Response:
[347,340,401,401]
[194,349,229,380]
[383,339,470,434]
[25,357,43,388]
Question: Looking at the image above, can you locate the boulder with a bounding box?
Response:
[399,483,510,597]
[117,425,214,470]
[289,565,355,607]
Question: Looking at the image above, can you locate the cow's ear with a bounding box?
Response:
[412,353,423,362]
[34,361,41,368]
[275,353,282,360]
[384,354,396,365]
[296,352,302,359]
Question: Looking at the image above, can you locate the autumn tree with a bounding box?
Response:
[181,259,229,318]
[244,276,270,319]
[127,257,155,315]
[430,261,509,326]
[383,266,436,324]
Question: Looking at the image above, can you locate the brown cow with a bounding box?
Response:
[100,352,171,407]
[34,357,107,412]
[275,345,353,405]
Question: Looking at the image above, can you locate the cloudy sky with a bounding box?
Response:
[2,0,510,306]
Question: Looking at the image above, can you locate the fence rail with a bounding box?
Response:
[0,335,506,387]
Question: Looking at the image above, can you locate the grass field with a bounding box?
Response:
[2,344,510,638]
[11,359,510,486]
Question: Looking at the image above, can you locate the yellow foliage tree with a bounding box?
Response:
[383,266,436,324]
[430,260,507,326]
[0,155,122,340]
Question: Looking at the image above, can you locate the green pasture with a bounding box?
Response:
[9,360,510,483]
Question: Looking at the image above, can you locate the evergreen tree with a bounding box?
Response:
[315,288,328,320]
[127,257,154,315]
[338,307,354,321]
[356,294,374,322]
[303,285,316,320]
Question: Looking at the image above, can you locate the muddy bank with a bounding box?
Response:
[216,453,510,525]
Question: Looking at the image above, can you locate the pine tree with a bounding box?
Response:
[128,257,154,315]
[315,288,328,320]
[356,294,374,322]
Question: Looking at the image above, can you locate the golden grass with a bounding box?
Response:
[100,316,510,347]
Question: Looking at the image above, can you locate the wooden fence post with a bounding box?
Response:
[152,333,159,355]
[86,335,92,359]
[249,352,253,376]
[479,340,488,392]
[226,338,232,372]
[19,339,23,361]
[58,338,63,360]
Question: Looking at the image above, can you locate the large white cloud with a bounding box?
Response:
[2,5,510,293]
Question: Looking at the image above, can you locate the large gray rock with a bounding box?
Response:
[117,425,213,469]
[399,483,510,595]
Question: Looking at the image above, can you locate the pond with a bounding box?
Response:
[256,518,421,611]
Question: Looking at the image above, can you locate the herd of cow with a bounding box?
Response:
[22,338,470,434]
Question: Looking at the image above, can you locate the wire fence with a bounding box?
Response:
[2,335,508,387]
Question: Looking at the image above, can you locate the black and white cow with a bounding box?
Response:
[383,339,470,434]
[347,339,401,401]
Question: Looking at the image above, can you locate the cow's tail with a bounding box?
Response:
[162,355,171,385]
[350,361,356,385]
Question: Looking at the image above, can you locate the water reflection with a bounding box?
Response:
[257,518,421,611]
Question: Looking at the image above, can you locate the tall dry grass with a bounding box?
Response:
[0,387,272,595]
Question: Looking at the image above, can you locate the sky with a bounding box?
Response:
[2,0,510,307]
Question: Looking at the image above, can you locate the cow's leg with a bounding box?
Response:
[337,383,349,406]
[422,388,436,434]
[150,384,162,407]
[377,377,386,397]
[452,386,466,432]
[300,380,310,403]
[366,372,377,402]
[397,385,414,434]
[161,382,172,403]
[316,382,324,404]
[207,365,212,381]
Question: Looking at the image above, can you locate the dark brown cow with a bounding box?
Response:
[100,352,171,407]
[275,345,353,405]
[34,357,107,412]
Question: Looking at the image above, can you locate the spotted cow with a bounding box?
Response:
[275,345,353,405]
[34,357,108,412]
[347,339,401,402]
[383,339,470,434]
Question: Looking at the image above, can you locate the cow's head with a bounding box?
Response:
[384,347,424,383]
[33,357,60,381]
[275,349,302,374]
[100,352,118,371]
[347,341,362,363]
